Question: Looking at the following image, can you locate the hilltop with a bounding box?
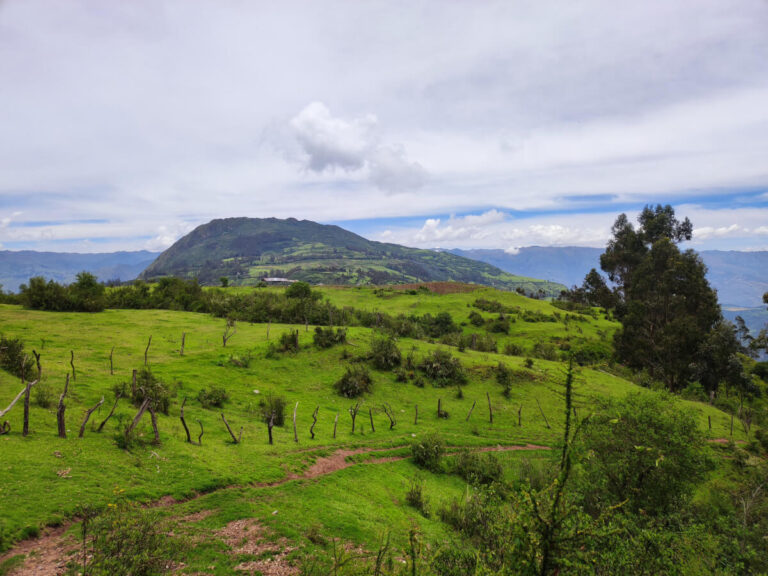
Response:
[139,217,565,295]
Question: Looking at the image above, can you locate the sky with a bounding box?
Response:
[1,0,767,254]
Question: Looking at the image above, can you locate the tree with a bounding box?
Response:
[69,271,106,312]
[597,206,724,391]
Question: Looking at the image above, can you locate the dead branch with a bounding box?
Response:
[196,419,204,444]
[0,422,9,435]
[97,392,121,432]
[57,375,69,438]
[0,381,37,419]
[221,412,242,444]
[349,402,360,434]
[78,396,105,437]
[125,398,150,439]
[310,406,319,439]
[466,400,476,422]
[535,397,551,429]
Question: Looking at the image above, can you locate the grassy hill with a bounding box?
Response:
[140,217,565,295]
[0,283,753,574]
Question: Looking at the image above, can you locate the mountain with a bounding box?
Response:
[0,250,159,293]
[452,247,768,308]
[140,217,565,295]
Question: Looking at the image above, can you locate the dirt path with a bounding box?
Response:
[0,442,549,575]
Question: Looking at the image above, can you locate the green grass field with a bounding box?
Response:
[0,286,748,573]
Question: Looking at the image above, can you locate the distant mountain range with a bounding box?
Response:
[139,217,565,295]
[452,247,768,308]
[0,250,158,293]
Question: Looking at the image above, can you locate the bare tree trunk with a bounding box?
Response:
[109,346,114,375]
[414,404,418,425]
[144,336,152,366]
[369,407,375,433]
[180,332,186,356]
[22,378,32,437]
[125,398,150,439]
[268,412,275,445]
[310,406,319,439]
[196,419,204,445]
[293,401,299,443]
[221,413,242,444]
[486,392,493,424]
[180,397,193,443]
[466,400,476,422]
[57,375,69,438]
[350,402,360,433]
[97,393,121,432]
[382,403,396,429]
[78,397,105,437]
[70,350,76,382]
[536,398,550,429]
[333,412,338,439]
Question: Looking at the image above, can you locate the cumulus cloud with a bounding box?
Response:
[144,223,195,251]
[412,210,506,244]
[289,102,427,192]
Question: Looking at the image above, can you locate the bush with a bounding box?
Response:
[33,381,55,408]
[0,335,34,379]
[412,432,445,472]
[531,340,558,361]
[468,310,484,326]
[278,330,300,353]
[487,315,510,334]
[431,546,478,576]
[228,352,252,368]
[454,451,503,486]
[197,385,229,409]
[503,342,524,356]
[369,335,401,370]
[86,499,179,575]
[313,326,347,348]
[130,368,175,415]
[419,349,466,387]
[334,365,373,398]
[258,394,287,426]
[405,476,430,517]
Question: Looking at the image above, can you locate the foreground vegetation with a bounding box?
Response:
[0,274,765,574]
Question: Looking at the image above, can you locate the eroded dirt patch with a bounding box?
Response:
[217,519,298,575]
[0,526,76,576]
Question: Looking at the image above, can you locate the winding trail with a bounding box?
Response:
[0,443,549,575]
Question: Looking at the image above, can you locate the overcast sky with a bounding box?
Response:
[1,0,767,253]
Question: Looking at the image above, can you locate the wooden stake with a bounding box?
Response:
[268,412,275,445]
[414,404,418,425]
[125,398,150,440]
[221,413,243,444]
[369,407,375,433]
[293,401,299,443]
[350,402,360,433]
[465,400,476,422]
[32,350,41,380]
[708,415,711,431]
[486,392,493,424]
[310,406,319,439]
[383,403,396,430]
[148,407,160,444]
[57,375,69,438]
[180,332,186,356]
[144,335,152,366]
[180,397,193,443]
[109,346,115,375]
[518,404,522,427]
[333,412,339,439]
[131,369,137,398]
[70,350,76,382]
[78,397,105,438]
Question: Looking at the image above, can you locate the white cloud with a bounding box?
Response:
[412,210,506,244]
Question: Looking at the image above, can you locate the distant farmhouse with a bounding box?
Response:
[262,277,297,285]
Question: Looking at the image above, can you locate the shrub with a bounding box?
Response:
[419,349,466,387]
[531,340,558,361]
[454,451,503,486]
[258,394,287,426]
[504,342,524,356]
[0,335,34,379]
[197,385,229,409]
[130,368,175,415]
[468,310,484,326]
[285,281,312,299]
[278,330,300,353]
[334,365,373,398]
[487,315,510,334]
[86,499,179,575]
[431,547,478,576]
[228,352,252,368]
[405,476,430,517]
[33,381,55,408]
[369,335,402,370]
[524,357,534,368]
[411,432,445,472]
[313,326,347,349]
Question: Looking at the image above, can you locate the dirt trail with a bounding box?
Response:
[0,443,549,575]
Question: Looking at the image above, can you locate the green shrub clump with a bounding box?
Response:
[411,432,445,472]
[130,367,175,415]
[334,365,373,398]
[278,330,300,353]
[0,335,34,379]
[369,335,402,370]
[419,349,466,387]
[197,385,229,409]
[258,394,287,426]
[405,476,430,517]
[454,451,503,486]
[313,326,347,348]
